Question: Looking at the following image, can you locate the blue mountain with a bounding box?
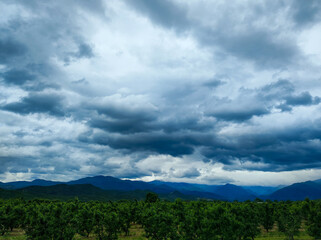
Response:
[314,178,321,184]
[68,175,175,194]
[214,184,256,201]
[0,179,61,189]
[267,181,321,201]
[2,176,321,201]
[151,181,254,201]
[243,186,280,196]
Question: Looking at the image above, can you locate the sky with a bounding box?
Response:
[1,0,321,186]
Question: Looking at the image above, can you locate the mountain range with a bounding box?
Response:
[1,175,321,201]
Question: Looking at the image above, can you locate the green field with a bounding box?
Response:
[1,197,320,240]
[0,225,315,240]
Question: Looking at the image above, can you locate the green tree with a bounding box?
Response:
[24,200,78,240]
[76,202,95,237]
[260,201,275,233]
[306,201,321,239]
[93,203,120,240]
[234,203,260,240]
[145,192,159,203]
[277,203,302,240]
[142,202,178,240]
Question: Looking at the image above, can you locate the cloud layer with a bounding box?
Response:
[1,0,321,185]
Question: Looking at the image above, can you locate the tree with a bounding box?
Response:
[76,202,95,237]
[24,201,78,240]
[93,203,120,240]
[234,203,260,240]
[141,202,178,240]
[306,201,321,239]
[145,192,159,203]
[277,203,302,240]
[260,202,275,233]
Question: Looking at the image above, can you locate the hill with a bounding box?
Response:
[0,179,62,189]
[0,176,263,201]
[3,175,321,201]
[68,175,174,194]
[0,184,200,201]
[267,181,321,201]
[214,184,256,201]
[314,178,321,184]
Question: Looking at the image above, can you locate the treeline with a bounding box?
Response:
[0,194,321,240]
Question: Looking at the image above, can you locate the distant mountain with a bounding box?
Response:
[314,178,321,184]
[214,184,257,201]
[180,190,226,200]
[151,181,229,200]
[150,180,220,193]
[0,179,61,189]
[2,175,321,201]
[151,181,279,200]
[243,186,280,196]
[267,181,321,201]
[68,176,174,194]
[0,177,257,201]
[0,184,199,201]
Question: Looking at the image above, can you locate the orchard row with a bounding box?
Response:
[0,194,321,240]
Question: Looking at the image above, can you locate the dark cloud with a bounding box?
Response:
[203,79,226,88]
[1,67,60,91]
[0,38,26,64]
[2,69,35,85]
[82,131,215,157]
[125,0,300,69]
[92,133,195,157]
[88,101,214,135]
[198,28,299,68]
[202,118,321,171]
[210,103,269,121]
[124,0,189,30]
[1,0,321,183]
[0,156,34,174]
[207,80,320,121]
[2,92,65,116]
[76,43,94,58]
[89,118,154,134]
[10,0,106,18]
[260,79,295,99]
[285,91,319,106]
[64,43,94,64]
[179,168,201,178]
[291,0,321,27]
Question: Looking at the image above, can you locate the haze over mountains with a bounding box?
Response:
[1,176,321,201]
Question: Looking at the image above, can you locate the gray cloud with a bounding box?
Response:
[0,38,26,64]
[1,0,321,183]
[207,79,320,121]
[64,43,94,65]
[285,91,320,106]
[291,0,321,27]
[2,92,65,116]
[2,69,35,85]
[201,117,321,171]
[125,0,301,69]
[88,132,197,157]
[124,0,189,30]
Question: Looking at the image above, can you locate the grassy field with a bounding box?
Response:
[0,224,314,240]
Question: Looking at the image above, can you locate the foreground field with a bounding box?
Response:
[1,196,320,240]
[0,224,315,240]
[0,225,146,240]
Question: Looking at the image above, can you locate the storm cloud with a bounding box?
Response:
[1,0,321,185]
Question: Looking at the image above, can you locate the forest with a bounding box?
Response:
[0,193,321,240]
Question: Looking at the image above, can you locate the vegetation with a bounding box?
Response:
[0,196,320,240]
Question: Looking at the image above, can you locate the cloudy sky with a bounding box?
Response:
[1,0,321,186]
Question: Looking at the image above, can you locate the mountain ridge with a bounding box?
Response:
[1,176,321,201]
